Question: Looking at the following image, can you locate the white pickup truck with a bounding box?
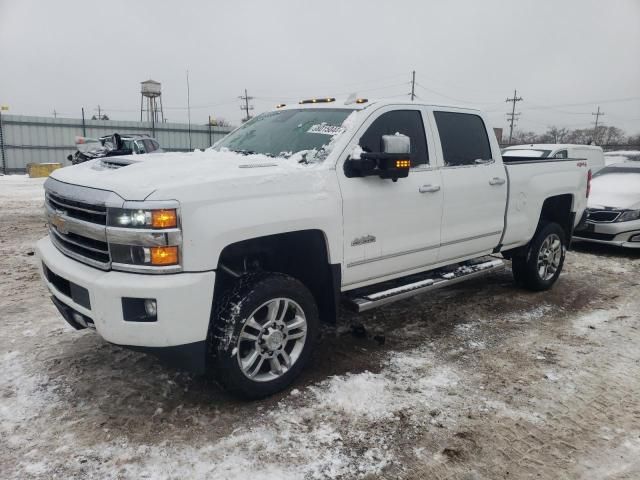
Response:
[36,98,591,398]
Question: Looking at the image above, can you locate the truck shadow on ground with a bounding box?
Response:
[43,263,602,439]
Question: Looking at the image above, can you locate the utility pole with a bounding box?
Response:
[208,115,213,147]
[52,109,57,118]
[81,107,86,136]
[410,70,416,101]
[0,105,8,175]
[592,106,604,144]
[239,89,254,123]
[186,70,192,150]
[505,89,523,144]
[97,105,101,120]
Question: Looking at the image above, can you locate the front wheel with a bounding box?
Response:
[512,222,567,291]
[209,273,319,399]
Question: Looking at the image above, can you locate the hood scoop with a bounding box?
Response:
[93,158,137,170]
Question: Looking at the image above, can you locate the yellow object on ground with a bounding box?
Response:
[27,163,61,178]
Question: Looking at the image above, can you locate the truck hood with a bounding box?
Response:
[50,150,322,201]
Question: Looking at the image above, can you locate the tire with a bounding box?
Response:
[511,222,567,291]
[208,273,319,399]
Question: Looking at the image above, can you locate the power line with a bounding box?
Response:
[506,89,524,145]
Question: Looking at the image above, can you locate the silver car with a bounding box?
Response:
[574,162,640,248]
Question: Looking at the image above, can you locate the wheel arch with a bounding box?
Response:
[504,193,574,259]
[213,229,341,324]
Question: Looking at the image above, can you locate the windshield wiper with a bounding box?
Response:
[231,149,276,158]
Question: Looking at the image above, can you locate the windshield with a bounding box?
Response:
[502,149,551,158]
[214,108,354,159]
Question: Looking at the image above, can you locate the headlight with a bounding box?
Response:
[108,208,178,229]
[106,203,182,273]
[617,210,640,222]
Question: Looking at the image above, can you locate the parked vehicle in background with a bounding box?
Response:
[37,98,590,398]
[574,162,640,248]
[502,144,605,173]
[67,133,162,165]
[604,150,640,165]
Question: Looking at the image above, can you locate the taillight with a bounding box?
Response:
[586,169,592,198]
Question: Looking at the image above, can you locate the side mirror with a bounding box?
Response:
[344,134,412,181]
[66,154,73,162]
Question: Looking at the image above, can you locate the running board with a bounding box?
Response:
[344,259,504,312]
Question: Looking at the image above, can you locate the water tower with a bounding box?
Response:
[140,79,164,126]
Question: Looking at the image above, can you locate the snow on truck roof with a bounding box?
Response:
[272,97,482,112]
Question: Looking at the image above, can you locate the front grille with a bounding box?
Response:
[587,209,621,223]
[46,192,107,225]
[49,227,110,265]
[45,187,111,270]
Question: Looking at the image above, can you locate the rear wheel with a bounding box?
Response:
[209,273,318,399]
[512,222,566,291]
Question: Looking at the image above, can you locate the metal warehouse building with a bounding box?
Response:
[0,114,233,173]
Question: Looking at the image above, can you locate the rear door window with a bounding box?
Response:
[434,112,492,166]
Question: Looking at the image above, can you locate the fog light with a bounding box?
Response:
[630,234,640,242]
[144,299,157,317]
[122,297,158,322]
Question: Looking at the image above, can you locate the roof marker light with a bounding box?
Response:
[299,98,336,104]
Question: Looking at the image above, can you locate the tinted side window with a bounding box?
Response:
[434,112,492,166]
[359,110,429,166]
[553,150,568,159]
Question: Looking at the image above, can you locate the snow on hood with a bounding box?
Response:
[49,149,325,201]
[589,172,640,209]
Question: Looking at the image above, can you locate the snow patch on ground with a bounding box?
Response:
[573,309,615,333]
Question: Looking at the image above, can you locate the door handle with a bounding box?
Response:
[489,177,506,186]
[419,184,441,193]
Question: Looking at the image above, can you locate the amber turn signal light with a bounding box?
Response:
[152,209,177,228]
[150,246,179,265]
[395,159,411,168]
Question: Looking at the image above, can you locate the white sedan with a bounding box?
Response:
[574,162,640,248]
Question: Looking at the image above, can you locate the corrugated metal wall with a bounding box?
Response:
[0,114,233,172]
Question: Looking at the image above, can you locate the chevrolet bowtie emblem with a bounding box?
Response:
[51,210,69,234]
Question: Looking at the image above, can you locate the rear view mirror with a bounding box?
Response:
[344,134,412,181]
[382,134,410,154]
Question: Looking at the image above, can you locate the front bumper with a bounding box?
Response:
[36,236,216,358]
[573,218,640,249]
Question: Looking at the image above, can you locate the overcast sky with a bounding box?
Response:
[1,0,639,135]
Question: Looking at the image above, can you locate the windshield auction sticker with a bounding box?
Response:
[307,124,345,136]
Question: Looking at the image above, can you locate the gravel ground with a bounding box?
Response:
[1,174,640,479]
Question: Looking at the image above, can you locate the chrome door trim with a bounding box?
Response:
[440,230,502,247]
[347,243,440,268]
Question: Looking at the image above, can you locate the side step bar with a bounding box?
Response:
[344,259,504,312]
